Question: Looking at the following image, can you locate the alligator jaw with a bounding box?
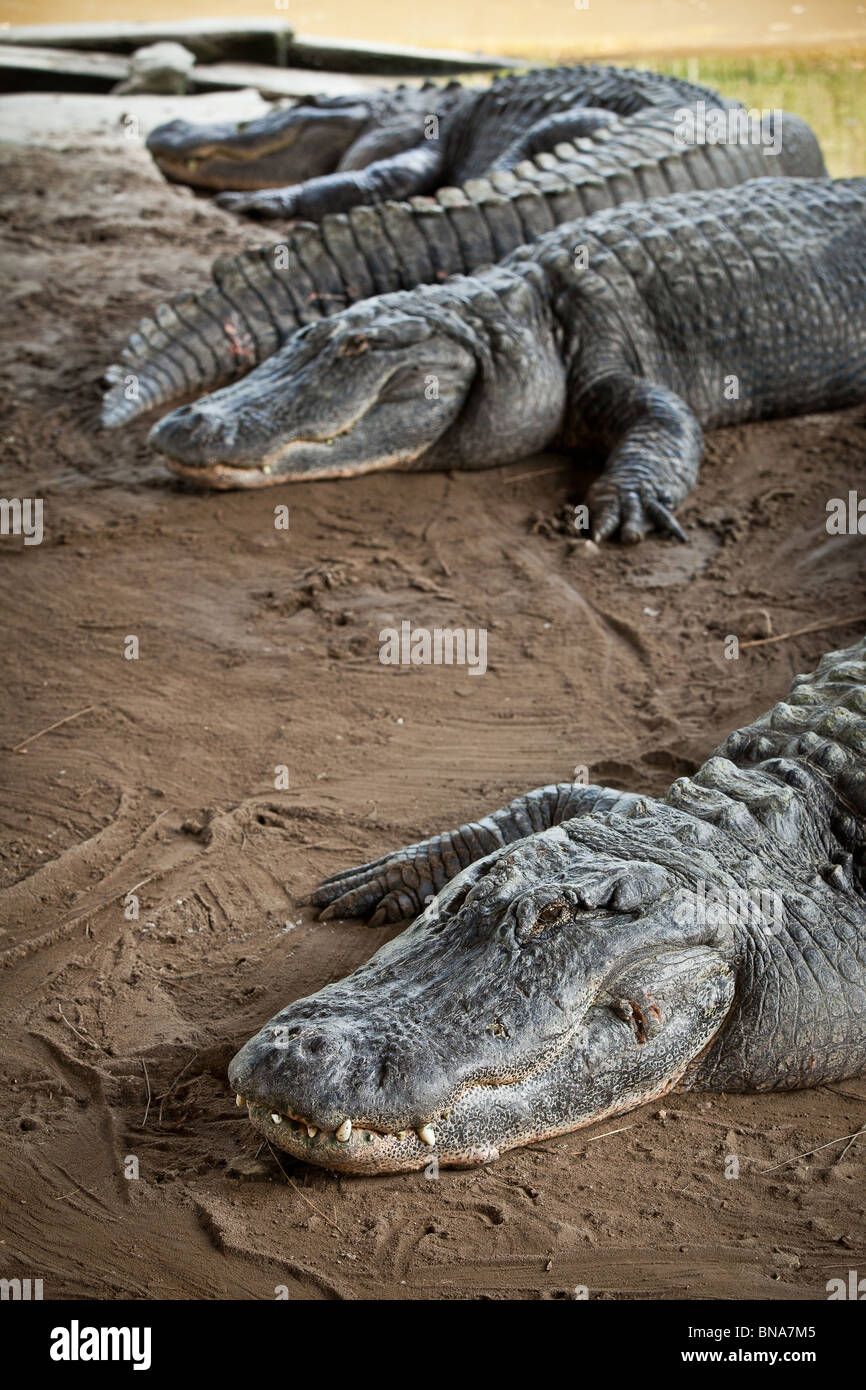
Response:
[146,104,373,192]
[229,940,735,1176]
[237,1101,500,1174]
[161,440,434,490]
[164,459,286,489]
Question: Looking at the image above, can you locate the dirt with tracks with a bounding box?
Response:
[0,123,864,1300]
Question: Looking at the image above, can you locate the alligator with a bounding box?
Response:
[103,108,825,431]
[145,64,736,217]
[228,635,866,1174]
[147,177,866,545]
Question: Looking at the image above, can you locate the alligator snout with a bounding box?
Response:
[230,1018,349,1126]
[145,118,197,155]
[149,403,238,465]
[229,996,462,1138]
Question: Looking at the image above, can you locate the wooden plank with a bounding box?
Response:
[287,34,530,75]
[188,63,408,100]
[0,20,294,67]
[0,23,527,76]
[0,47,414,101]
[0,44,129,92]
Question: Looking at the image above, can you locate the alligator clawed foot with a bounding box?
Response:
[588,481,687,545]
[309,851,428,926]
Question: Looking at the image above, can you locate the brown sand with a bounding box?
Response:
[0,134,865,1301]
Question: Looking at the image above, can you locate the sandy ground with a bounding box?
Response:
[0,104,865,1301]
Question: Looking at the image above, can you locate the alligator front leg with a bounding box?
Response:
[580,375,703,544]
[310,781,643,924]
[214,144,443,221]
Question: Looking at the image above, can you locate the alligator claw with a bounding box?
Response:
[311,853,429,925]
[644,498,687,543]
[588,480,686,545]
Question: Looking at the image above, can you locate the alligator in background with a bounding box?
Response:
[145,64,738,219]
[103,109,825,431]
[229,637,866,1173]
[148,177,866,544]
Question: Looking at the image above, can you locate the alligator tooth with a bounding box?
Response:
[335,1119,352,1142]
[307,1125,317,1138]
[235,1094,244,1107]
[418,1125,436,1147]
[271,1113,282,1125]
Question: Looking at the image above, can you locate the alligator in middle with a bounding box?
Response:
[145,64,736,216]
[103,107,824,429]
[148,177,866,544]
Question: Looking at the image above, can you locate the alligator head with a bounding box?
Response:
[146,99,377,191]
[149,270,566,488]
[229,812,737,1174]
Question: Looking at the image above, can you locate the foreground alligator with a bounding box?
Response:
[148,178,866,544]
[103,109,824,430]
[229,637,866,1173]
[146,64,734,217]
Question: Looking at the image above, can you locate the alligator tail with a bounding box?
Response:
[101,248,312,428]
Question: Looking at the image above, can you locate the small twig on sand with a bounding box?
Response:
[503,464,565,485]
[57,1005,103,1052]
[156,1053,199,1128]
[12,705,96,752]
[835,1121,866,1165]
[141,1059,152,1128]
[585,1123,635,1143]
[741,615,866,650]
[821,1084,866,1102]
[761,1126,866,1174]
[266,1141,346,1235]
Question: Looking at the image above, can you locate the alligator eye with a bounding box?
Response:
[518,900,569,941]
[338,333,370,357]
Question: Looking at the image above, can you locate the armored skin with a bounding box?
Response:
[229,638,866,1174]
[103,108,825,430]
[145,64,735,214]
[148,177,866,545]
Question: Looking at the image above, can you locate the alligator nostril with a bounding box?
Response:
[187,409,228,441]
[150,404,238,461]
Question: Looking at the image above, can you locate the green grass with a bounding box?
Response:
[644,51,865,177]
